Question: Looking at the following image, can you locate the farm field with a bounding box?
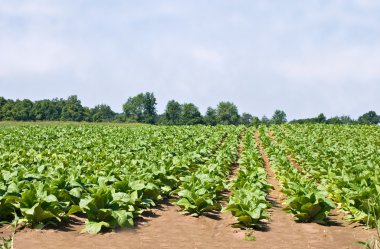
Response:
[0,123,378,249]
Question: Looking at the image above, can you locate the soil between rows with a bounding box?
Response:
[2,201,373,249]
[0,131,375,249]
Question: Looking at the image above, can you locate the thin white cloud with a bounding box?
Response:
[0,0,379,118]
[277,45,380,83]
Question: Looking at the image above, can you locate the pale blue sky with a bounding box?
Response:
[0,0,379,119]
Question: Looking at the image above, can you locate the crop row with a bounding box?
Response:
[258,126,335,223]
[0,125,229,233]
[176,127,241,215]
[223,128,272,228]
[1,123,377,233]
[270,124,380,226]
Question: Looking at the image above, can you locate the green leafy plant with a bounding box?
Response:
[223,129,272,228]
[176,169,226,215]
[259,126,335,223]
[283,183,335,223]
[176,128,241,215]
[79,187,135,233]
[270,124,380,226]
[0,124,229,232]
[357,200,380,249]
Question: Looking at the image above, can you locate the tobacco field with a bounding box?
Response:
[0,123,379,237]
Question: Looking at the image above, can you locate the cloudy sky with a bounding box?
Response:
[0,0,379,119]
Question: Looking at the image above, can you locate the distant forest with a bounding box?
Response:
[0,93,379,125]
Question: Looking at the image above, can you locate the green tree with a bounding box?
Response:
[123,93,144,122]
[123,92,157,124]
[326,115,355,125]
[316,113,326,123]
[165,100,182,125]
[0,97,8,120]
[52,98,66,120]
[12,99,34,121]
[251,116,261,127]
[155,114,167,125]
[261,115,270,126]
[240,112,253,125]
[340,115,355,124]
[204,107,217,126]
[180,103,203,125]
[0,100,15,120]
[216,101,240,125]
[143,92,157,124]
[0,97,6,108]
[91,104,115,122]
[82,107,92,122]
[326,116,341,124]
[32,100,50,120]
[61,95,84,121]
[114,113,126,123]
[32,99,63,121]
[271,110,287,124]
[358,111,379,125]
[289,113,327,124]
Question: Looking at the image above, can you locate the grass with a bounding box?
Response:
[244,228,256,241]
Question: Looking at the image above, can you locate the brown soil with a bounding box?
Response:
[0,132,374,249]
[0,204,251,249]
[3,205,374,249]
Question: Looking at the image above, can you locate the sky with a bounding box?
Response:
[0,0,379,120]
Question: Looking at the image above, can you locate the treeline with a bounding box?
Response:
[0,96,117,122]
[0,93,379,125]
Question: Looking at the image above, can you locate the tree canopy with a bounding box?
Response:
[358,111,379,125]
[180,103,203,125]
[204,107,217,126]
[92,104,115,122]
[216,101,240,125]
[123,92,157,124]
[0,94,377,126]
[271,110,287,124]
[165,100,182,125]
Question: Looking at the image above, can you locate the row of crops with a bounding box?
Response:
[0,123,379,233]
[259,126,335,223]
[270,124,380,226]
[0,125,235,233]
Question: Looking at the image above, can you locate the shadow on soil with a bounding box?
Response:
[202,211,222,221]
[322,213,345,227]
[45,215,85,232]
[35,198,173,234]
